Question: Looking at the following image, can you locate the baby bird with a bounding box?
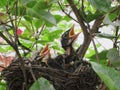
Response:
[60,25,80,71]
[38,45,63,69]
[61,25,80,55]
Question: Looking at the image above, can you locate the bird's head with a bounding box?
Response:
[39,44,50,64]
[61,25,80,54]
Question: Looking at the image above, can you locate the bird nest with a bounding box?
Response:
[1,57,100,90]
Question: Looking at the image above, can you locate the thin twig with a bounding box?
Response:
[0,32,14,48]
[92,39,100,63]
[17,40,31,52]
[31,24,45,49]
[29,64,37,82]
[113,26,119,48]
[0,32,21,57]
[58,1,78,23]
[14,0,19,44]
[4,28,14,43]
[38,24,45,36]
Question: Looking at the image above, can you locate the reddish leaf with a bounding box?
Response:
[0,54,14,71]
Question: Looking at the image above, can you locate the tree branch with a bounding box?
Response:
[67,0,104,60]
[0,32,21,57]
[67,0,88,37]
[5,1,21,58]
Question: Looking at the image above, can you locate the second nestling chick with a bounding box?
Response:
[31,45,50,67]
[40,45,63,69]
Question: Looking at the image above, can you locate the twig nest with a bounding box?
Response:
[2,57,100,90]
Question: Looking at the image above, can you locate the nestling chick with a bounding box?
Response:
[61,25,80,55]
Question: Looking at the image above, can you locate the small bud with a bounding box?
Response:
[17,28,23,35]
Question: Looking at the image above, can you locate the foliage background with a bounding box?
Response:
[0,0,120,90]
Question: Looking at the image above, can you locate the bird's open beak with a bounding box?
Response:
[69,25,80,41]
[40,44,50,58]
[39,44,50,65]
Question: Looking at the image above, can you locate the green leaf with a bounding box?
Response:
[33,1,51,10]
[47,0,58,4]
[26,0,37,8]
[0,45,13,52]
[24,15,33,23]
[41,34,50,41]
[0,85,6,90]
[97,33,117,39]
[51,42,62,51]
[34,19,43,29]
[19,39,33,48]
[63,16,71,22]
[54,15,63,23]
[87,0,112,12]
[86,11,103,22]
[26,8,56,25]
[91,62,120,90]
[107,48,120,67]
[21,21,33,34]
[109,13,118,21]
[49,30,63,38]
[19,0,35,6]
[43,29,63,41]
[0,80,6,90]
[30,77,55,90]
[11,6,26,16]
[88,50,108,64]
[0,0,6,7]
